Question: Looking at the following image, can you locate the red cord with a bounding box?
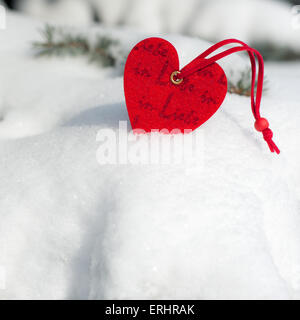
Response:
[177,39,280,154]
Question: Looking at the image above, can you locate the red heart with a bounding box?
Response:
[124,38,228,132]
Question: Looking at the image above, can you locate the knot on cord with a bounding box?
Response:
[262,128,273,141]
[262,128,280,154]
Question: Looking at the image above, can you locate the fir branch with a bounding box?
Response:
[32,24,120,67]
[255,42,300,61]
[33,25,268,97]
[228,68,268,97]
[89,36,118,67]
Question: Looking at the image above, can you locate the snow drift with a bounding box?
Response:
[0,12,300,299]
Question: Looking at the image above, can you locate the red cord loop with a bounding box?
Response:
[178,39,280,154]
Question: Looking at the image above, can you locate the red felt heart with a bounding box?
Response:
[124,38,228,132]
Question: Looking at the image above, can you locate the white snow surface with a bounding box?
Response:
[0,12,300,300]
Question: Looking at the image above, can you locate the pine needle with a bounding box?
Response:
[32,24,120,67]
[228,68,268,97]
[33,25,267,97]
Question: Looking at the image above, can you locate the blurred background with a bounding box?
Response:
[1,0,300,60]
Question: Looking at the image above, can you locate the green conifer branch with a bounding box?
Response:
[228,68,267,97]
[33,25,266,97]
[32,24,120,67]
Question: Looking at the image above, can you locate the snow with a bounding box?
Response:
[16,0,92,26]
[0,12,300,300]
[16,0,300,52]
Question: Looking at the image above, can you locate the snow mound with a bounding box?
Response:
[0,13,300,299]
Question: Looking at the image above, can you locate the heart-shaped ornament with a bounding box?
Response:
[124,37,228,132]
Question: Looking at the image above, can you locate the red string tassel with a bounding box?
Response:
[262,128,280,154]
[178,39,280,154]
